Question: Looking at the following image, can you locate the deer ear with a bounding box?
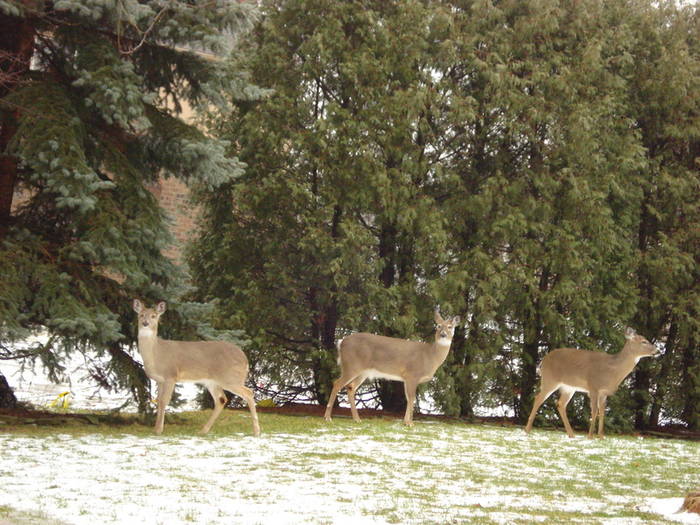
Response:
[133,299,143,313]
[156,301,167,314]
[452,316,461,325]
[625,327,636,339]
[434,307,444,324]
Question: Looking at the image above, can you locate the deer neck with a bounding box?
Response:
[609,342,642,385]
[137,328,160,366]
[430,338,452,367]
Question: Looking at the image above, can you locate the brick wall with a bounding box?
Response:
[148,177,199,263]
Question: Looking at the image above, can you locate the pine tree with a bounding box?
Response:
[0,0,260,409]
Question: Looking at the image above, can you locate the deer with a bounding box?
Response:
[525,327,659,438]
[132,299,260,437]
[324,308,460,426]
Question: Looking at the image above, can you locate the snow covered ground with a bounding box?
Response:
[1,418,698,524]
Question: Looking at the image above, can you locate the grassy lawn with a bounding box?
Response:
[0,410,698,524]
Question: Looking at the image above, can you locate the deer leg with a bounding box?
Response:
[556,387,576,438]
[201,383,227,435]
[597,395,607,438]
[155,380,176,435]
[587,392,599,439]
[324,373,357,422]
[525,382,558,433]
[347,375,366,423]
[403,380,418,427]
[228,384,261,437]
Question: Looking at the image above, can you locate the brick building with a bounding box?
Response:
[148,176,198,263]
[155,98,201,263]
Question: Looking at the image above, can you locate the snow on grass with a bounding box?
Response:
[1,415,699,524]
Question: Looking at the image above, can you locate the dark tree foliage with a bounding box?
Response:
[0,0,261,410]
[190,0,454,408]
[622,1,700,429]
[192,0,698,431]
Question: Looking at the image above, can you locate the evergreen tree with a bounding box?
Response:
[619,0,700,429]
[190,0,699,430]
[190,0,453,408]
[433,0,645,421]
[0,0,260,409]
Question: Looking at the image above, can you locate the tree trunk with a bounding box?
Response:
[518,268,549,423]
[311,296,339,406]
[0,12,36,239]
[377,381,407,413]
[0,373,18,409]
[310,205,342,406]
[631,365,653,429]
[450,321,473,418]
[631,188,657,429]
[649,320,678,426]
[375,221,408,414]
[519,338,540,423]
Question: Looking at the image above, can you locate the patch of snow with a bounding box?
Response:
[0,422,699,524]
[644,499,700,524]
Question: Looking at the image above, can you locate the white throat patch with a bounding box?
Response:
[138,327,155,338]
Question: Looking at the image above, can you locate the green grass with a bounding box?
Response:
[1,409,699,524]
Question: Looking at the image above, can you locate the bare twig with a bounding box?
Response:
[117,3,170,56]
